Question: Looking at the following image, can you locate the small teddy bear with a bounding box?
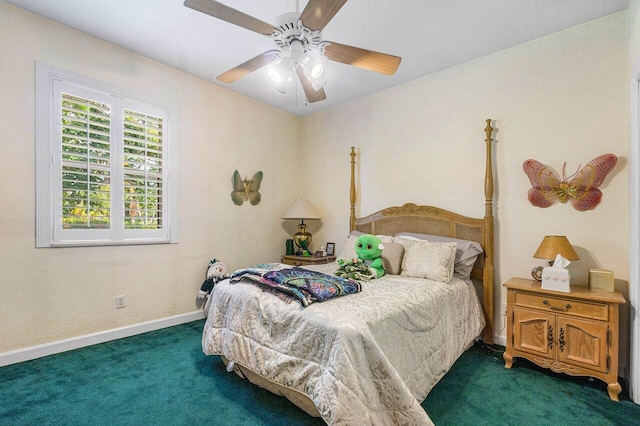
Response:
[198,259,230,299]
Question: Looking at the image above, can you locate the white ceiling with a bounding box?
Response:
[5,0,629,116]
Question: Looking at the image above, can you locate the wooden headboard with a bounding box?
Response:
[348,119,495,344]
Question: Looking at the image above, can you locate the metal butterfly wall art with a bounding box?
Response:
[231,170,263,206]
[523,154,617,211]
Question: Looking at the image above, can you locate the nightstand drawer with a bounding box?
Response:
[513,291,608,321]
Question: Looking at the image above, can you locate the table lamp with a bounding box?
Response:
[531,235,579,281]
[282,198,321,254]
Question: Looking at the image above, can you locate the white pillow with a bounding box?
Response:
[400,240,457,282]
[395,234,482,281]
[375,234,395,244]
[338,235,359,259]
[394,235,422,250]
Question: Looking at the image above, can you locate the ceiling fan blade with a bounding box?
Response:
[217,50,279,83]
[184,0,275,35]
[324,42,401,75]
[296,67,326,103]
[299,0,347,31]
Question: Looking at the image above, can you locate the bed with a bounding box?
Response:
[202,119,496,425]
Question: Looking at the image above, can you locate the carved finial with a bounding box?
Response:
[349,147,356,232]
[484,119,494,218]
[484,119,493,141]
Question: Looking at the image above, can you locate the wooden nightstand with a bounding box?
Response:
[503,277,625,401]
[281,255,336,266]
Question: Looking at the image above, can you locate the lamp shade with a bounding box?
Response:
[282,199,321,220]
[533,236,579,261]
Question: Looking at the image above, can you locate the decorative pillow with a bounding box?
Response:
[395,233,483,281]
[400,241,457,282]
[381,243,405,275]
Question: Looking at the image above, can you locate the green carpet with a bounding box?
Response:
[0,320,638,425]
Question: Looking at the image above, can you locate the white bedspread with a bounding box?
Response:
[202,262,485,425]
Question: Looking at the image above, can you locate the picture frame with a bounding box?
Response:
[325,242,335,256]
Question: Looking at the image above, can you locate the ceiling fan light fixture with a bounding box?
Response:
[273,78,289,94]
[308,71,326,91]
[271,68,293,93]
[268,67,283,83]
[268,56,294,84]
[299,51,327,90]
[310,62,324,79]
[299,51,324,75]
[310,73,326,91]
[269,61,294,93]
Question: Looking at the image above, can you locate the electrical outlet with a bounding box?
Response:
[116,295,125,309]
[502,303,507,316]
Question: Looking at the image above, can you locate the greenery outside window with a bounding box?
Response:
[36,63,178,247]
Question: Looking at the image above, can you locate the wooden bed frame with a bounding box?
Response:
[221,119,496,418]
[348,119,495,344]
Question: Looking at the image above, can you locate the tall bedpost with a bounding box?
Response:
[349,147,356,232]
[483,119,495,344]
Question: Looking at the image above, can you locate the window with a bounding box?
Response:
[36,63,177,247]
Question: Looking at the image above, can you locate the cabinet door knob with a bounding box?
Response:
[543,300,571,312]
[548,325,553,350]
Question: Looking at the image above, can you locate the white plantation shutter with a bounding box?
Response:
[60,93,112,230]
[36,63,177,247]
[118,100,170,241]
[123,108,163,230]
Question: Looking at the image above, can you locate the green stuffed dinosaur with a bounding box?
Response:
[335,234,386,281]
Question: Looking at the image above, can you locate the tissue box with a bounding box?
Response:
[541,267,570,292]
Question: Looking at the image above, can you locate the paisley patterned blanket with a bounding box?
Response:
[204,262,485,425]
[230,263,361,307]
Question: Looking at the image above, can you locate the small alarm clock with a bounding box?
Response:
[588,269,614,292]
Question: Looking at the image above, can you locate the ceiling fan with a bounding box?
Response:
[184,0,402,103]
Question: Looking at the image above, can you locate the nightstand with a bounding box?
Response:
[281,255,336,266]
[503,277,625,401]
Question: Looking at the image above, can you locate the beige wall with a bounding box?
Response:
[0,2,301,353]
[0,1,631,372]
[302,12,629,356]
[630,0,640,70]
[628,0,640,401]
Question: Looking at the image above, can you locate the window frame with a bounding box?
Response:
[35,62,178,247]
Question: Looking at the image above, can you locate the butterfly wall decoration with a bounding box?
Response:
[231,170,263,206]
[523,154,617,211]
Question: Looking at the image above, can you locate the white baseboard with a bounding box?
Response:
[493,334,506,347]
[0,310,205,367]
